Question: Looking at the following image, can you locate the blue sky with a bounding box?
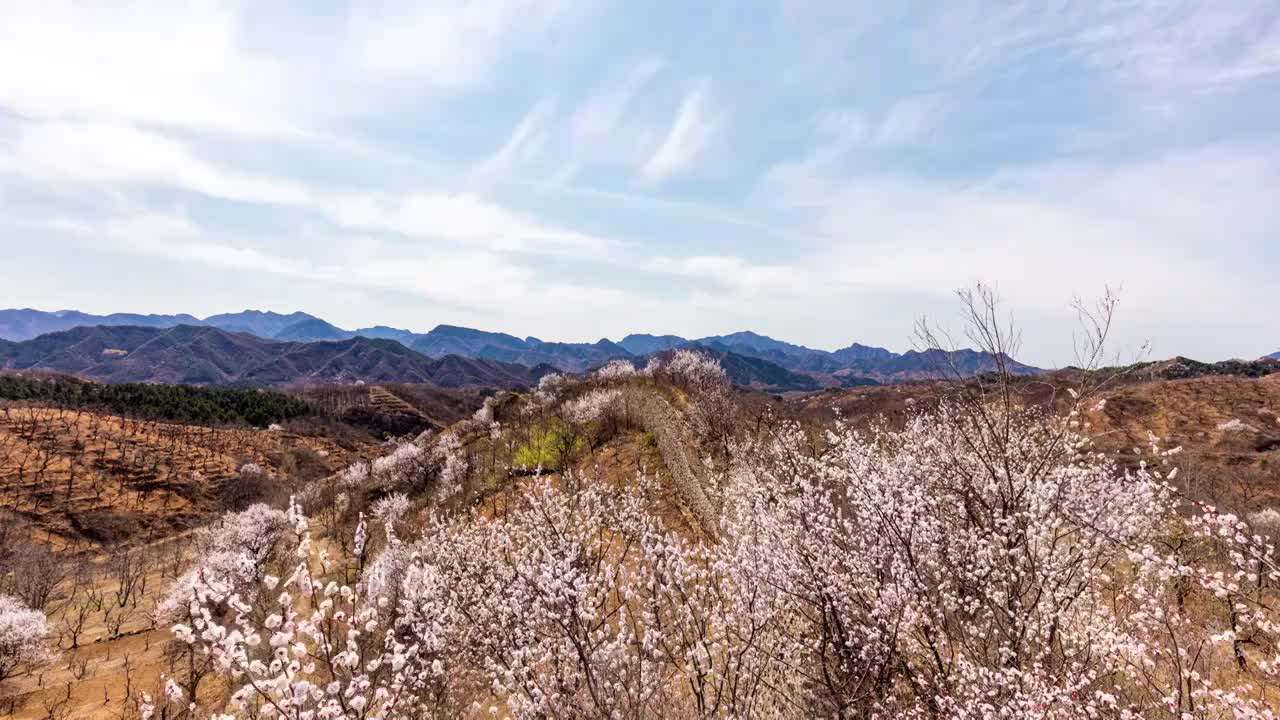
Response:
[0,1,1277,365]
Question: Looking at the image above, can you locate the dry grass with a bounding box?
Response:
[0,406,378,548]
[1084,374,1280,511]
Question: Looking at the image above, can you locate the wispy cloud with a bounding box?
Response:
[0,1,1278,361]
[94,208,625,322]
[649,254,814,295]
[328,191,612,255]
[474,97,560,177]
[10,121,311,205]
[875,94,942,146]
[570,58,665,144]
[3,119,610,258]
[640,81,721,185]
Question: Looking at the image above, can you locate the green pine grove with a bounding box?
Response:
[0,374,315,427]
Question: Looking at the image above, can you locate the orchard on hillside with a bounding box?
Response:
[137,289,1280,719]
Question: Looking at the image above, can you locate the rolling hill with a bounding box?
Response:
[0,325,555,389]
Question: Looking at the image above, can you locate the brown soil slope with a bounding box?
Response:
[0,407,374,547]
[1086,374,1280,510]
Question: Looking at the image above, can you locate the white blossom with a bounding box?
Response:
[560,388,621,424]
[594,359,637,379]
[0,593,51,681]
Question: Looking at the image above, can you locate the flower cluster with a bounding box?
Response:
[594,358,637,379]
[664,348,728,391]
[370,493,410,526]
[559,387,621,424]
[431,432,468,499]
[0,593,51,682]
[340,441,429,491]
[156,504,290,624]
[527,373,569,409]
[156,498,447,719]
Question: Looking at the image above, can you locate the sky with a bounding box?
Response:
[0,1,1277,367]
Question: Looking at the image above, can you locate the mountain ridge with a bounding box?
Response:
[0,307,1041,383]
[0,325,556,389]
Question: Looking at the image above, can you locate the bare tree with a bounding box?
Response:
[3,543,68,613]
[108,546,149,609]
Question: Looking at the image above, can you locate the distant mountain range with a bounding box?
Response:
[1268,351,1280,360]
[0,307,1042,389]
[0,325,556,389]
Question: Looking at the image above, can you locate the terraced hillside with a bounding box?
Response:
[0,406,376,547]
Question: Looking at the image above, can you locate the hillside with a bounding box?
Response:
[1082,373,1280,510]
[410,326,630,372]
[617,333,685,355]
[0,406,377,547]
[794,368,1280,513]
[0,326,551,389]
[4,350,1280,719]
[0,373,314,426]
[1118,356,1280,381]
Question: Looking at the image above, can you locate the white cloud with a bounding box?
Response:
[474,97,560,177]
[640,81,721,185]
[570,58,664,143]
[0,1,591,142]
[759,95,941,201]
[473,59,668,184]
[10,121,311,206]
[649,254,813,295]
[104,212,317,277]
[0,2,293,137]
[755,141,1280,362]
[328,191,611,255]
[94,209,626,322]
[345,0,581,89]
[816,108,871,145]
[1070,1,1280,91]
[3,120,611,257]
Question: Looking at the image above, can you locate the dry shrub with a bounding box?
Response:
[0,543,66,610]
[217,462,276,510]
[69,508,143,545]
